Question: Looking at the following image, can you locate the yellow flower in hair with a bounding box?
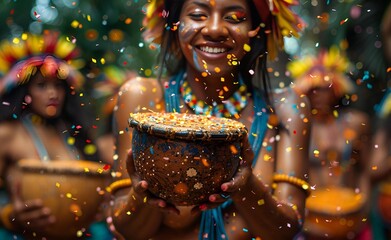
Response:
[142,0,165,43]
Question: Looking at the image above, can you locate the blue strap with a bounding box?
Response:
[22,117,50,161]
[165,71,269,240]
[21,116,78,161]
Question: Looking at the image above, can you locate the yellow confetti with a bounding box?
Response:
[145,69,152,76]
[71,20,80,28]
[263,154,271,161]
[257,199,265,205]
[243,44,251,52]
[67,137,75,145]
[84,144,97,155]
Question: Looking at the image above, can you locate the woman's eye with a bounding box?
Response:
[226,13,247,23]
[189,13,207,20]
[37,82,46,88]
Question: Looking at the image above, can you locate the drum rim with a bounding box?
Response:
[17,159,111,176]
[306,187,366,215]
[128,112,248,141]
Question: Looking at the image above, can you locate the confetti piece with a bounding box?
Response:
[339,18,348,25]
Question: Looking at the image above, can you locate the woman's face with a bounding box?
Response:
[178,0,255,76]
[27,71,66,119]
[308,86,338,113]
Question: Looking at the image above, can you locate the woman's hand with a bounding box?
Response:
[126,148,180,215]
[192,136,255,214]
[10,182,56,233]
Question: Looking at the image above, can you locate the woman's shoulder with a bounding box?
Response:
[116,76,164,110]
[271,87,311,119]
[341,108,371,133]
[119,76,163,93]
[0,121,22,146]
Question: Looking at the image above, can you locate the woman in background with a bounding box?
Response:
[0,31,111,239]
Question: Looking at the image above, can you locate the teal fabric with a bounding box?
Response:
[165,71,269,240]
[370,187,387,240]
[86,221,113,239]
[369,90,391,240]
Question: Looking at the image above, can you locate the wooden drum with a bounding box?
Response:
[129,112,247,206]
[304,187,366,239]
[16,159,110,240]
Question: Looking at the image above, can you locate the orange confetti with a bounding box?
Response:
[201,158,210,167]
[230,145,238,154]
[339,18,348,25]
[174,182,188,195]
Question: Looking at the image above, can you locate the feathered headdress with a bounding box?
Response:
[287,46,354,97]
[142,0,304,60]
[0,31,85,95]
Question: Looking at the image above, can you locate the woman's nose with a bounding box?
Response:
[47,85,59,99]
[201,13,229,41]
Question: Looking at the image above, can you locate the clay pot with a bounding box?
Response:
[304,187,366,239]
[129,112,247,206]
[16,159,111,240]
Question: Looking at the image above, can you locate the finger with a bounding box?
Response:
[208,193,230,203]
[10,181,24,207]
[133,180,148,194]
[221,166,252,193]
[241,136,254,165]
[126,148,137,175]
[16,206,53,224]
[21,213,56,231]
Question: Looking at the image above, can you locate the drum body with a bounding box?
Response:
[16,159,110,240]
[304,187,366,239]
[129,112,247,206]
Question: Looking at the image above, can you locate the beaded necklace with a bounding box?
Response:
[180,75,248,118]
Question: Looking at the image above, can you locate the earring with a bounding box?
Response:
[24,95,32,104]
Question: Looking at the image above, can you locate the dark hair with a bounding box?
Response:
[0,71,100,162]
[157,0,272,105]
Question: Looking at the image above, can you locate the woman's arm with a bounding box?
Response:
[231,90,311,240]
[109,77,167,239]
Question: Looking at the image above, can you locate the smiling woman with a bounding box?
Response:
[110,0,311,240]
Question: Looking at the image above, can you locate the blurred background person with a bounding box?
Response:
[368,2,391,240]
[288,46,372,240]
[0,31,111,239]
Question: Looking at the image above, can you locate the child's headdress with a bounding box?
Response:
[287,46,354,97]
[0,31,85,95]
